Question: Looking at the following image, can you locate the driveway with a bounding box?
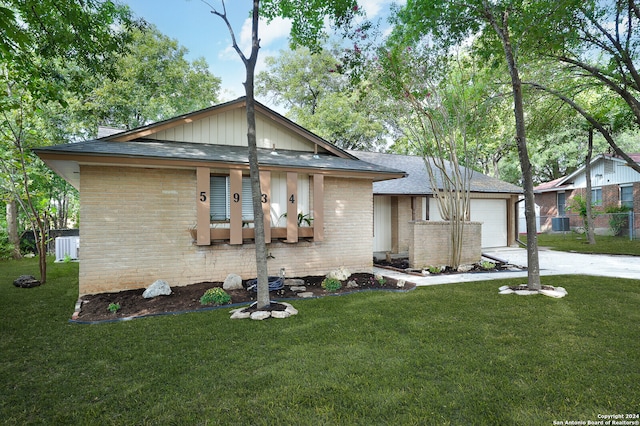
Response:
[374,247,640,286]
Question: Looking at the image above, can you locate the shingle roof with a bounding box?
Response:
[348,150,522,195]
[36,139,404,178]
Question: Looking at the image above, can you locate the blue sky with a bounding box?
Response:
[123,0,402,103]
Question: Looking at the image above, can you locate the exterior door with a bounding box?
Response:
[373,196,392,252]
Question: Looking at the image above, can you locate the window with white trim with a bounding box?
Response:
[557,192,566,216]
[621,185,633,209]
[591,188,602,206]
[210,176,253,221]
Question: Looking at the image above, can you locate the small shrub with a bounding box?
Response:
[374,274,386,286]
[200,288,231,306]
[321,277,342,292]
[605,205,631,236]
[107,302,120,313]
[480,260,496,270]
[427,265,443,274]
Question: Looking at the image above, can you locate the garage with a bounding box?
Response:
[470,198,507,248]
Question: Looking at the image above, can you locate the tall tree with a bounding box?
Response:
[0,0,137,283]
[206,0,359,309]
[393,0,583,290]
[376,44,479,269]
[79,26,221,131]
[257,47,387,150]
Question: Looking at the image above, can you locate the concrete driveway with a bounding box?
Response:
[374,247,640,286]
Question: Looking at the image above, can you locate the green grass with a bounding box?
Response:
[1,257,639,425]
[525,232,640,256]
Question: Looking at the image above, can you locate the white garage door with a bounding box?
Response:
[470,199,507,248]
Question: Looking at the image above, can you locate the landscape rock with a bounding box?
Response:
[290,286,306,292]
[346,280,359,288]
[284,278,305,287]
[396,279,406,288]
[13,275,41,288]
[326,266,350,281]
[271,310,291,319]
[230,309,252,319]
[499,288,515,295]
[457,264,473,272]
[143,280,172,298]
[250,311,271,320]
[515,289,539,295]
[297,291,314,298]
[539,289,567,298]
[223,273,243,291]
[282,302,298,316]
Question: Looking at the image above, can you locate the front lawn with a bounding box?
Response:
[525,232,640,256]
[1,257,638,425]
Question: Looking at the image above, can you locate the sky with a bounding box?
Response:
[123,0,402,104]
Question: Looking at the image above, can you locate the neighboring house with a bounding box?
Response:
[348,151,523,251]
[534,153,640,234]
[35,98,405,295]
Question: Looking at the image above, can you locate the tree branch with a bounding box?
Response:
[527,81,640,174]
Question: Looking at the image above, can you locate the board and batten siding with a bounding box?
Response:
[149,109,316,152]
[573,158,640,188]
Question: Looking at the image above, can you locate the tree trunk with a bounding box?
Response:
[6,199,22,259]
[584,128,596,244]
[246,0,270,309]
[487,7,541,289]
[210,0,269,309]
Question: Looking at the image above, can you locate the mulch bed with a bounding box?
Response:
[73,273,415,323]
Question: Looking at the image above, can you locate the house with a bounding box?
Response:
[348,151,522,255]
[35,98,405,295]
[534,153,640,235]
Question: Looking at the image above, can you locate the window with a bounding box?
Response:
[621,186,633,209]
[557,192,566,216]
[591,188,602,206]
[196,168,323,246]
[210,176,253,221]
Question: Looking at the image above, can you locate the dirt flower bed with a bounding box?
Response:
[74,273,415,323]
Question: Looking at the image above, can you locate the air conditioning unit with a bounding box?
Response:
[55,236,79,262]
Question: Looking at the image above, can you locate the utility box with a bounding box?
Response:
[551,217,570,232]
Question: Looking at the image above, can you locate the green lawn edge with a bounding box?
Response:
[1,257,638,425]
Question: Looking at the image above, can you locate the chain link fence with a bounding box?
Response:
[535,212,638,240]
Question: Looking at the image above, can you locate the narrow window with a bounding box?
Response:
[557,192,566,216]
[591,188,602,206]
[621,186,633,209]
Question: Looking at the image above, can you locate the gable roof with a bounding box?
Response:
[348,150,522,195]
[534,153,640,192]
[103,97,356,159]
[34,99,406,189]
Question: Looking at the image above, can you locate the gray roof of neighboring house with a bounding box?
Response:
[348,150,522,195]
[35,139,405,178]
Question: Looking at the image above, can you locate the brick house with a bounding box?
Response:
[35,98,405,295]
[350,151,522,253]
[534,153,640,235]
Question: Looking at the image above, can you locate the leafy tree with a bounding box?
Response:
[376,44,480,269]
[206,0,359,309]
[0,0,138,283]
[391,0,585,290]
[79,26,221,131]
[257,47,387,150]
[543,0,640,173]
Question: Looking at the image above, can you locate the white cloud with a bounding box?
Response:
[239,16,292,53]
